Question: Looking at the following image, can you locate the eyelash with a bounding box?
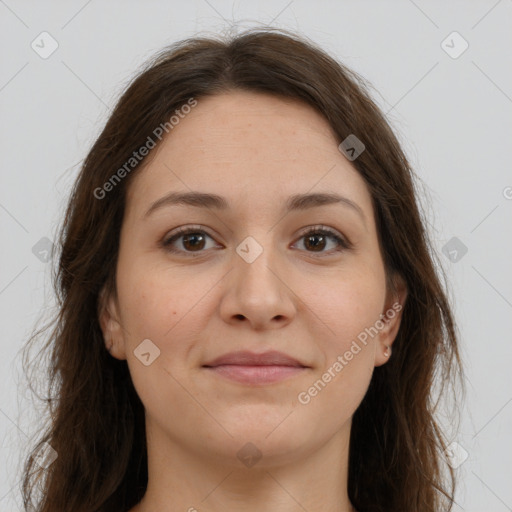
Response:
[161,224,352,257]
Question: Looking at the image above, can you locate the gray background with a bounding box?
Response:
[1,0,511,510]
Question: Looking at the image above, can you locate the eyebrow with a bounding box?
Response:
[144,191,366,224]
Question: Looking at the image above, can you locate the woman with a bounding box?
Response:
[21,27,463,512]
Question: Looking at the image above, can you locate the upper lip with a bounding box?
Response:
[203,350,308,368]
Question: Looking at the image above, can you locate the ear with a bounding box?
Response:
[374,273,408,367]
[98,284,127,360]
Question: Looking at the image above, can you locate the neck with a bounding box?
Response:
[132,418,355,512]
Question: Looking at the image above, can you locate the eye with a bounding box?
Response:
[161,224,352,257]
[161,226,220,256]
[292,225,352,255]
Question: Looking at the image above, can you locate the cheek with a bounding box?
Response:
[294,346,374,444]
[116,252,208,341]
[301,266,386,349]
[116,261,207,424]
[295,280,381,428]
[115,255,221,400]
[296,267,384,407]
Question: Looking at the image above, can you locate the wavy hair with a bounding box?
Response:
[21,27,463,512]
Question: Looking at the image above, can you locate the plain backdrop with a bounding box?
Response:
[1,1,511,510]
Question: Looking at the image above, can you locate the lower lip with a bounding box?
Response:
[204,365,306,385]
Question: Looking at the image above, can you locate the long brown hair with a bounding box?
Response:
[21,27,463,511]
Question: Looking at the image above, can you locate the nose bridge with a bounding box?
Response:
[219,230,295,328]
[235,235,279,284]
[234,231,282,297]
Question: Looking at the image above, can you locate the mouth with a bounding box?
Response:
[202,350,309,385]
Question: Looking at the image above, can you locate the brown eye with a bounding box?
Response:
[162,227,218,255]
[293,227,351,255]
[162,225,351,257]
[303,232,328,252]
[181,232,206,251]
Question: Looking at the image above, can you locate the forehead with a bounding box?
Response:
[125,91,373,220]
[160,91,340,165]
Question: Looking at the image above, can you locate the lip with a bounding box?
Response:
[202,350,309,385]
[203,350,306,367]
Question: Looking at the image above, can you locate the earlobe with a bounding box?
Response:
[98,286,127,360]
[375,274,407,367]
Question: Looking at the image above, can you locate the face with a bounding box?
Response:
[100,91,406,467]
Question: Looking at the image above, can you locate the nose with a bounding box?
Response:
[218,245,296,331]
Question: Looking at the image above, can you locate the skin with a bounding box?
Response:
[99,90,407,512]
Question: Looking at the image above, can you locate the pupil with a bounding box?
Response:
[307,234,325,251]
[184,233,204,250]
